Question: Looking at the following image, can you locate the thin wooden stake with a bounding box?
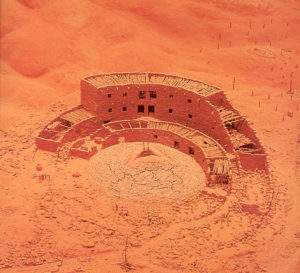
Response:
[289,72,293,93]
[232,76,236,90]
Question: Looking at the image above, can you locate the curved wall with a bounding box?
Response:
[35,73,269,174]
[100,128,210,180]
[81,82,235,152]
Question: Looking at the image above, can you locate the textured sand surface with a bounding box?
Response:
[89,143,207,200]
[0,1,299,273]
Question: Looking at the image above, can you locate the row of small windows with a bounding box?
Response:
[138,91,157,99]
[106,91,192,103]
[108,107,127,112]
[108,92,128,97]
[174,141,195,155]
[107,105,192,118]
[138,105,155,113]
[153,138,194,155]
[107,91,157,99]
[102,121,195,155]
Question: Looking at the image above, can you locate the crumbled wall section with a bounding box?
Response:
[36,73,269,178]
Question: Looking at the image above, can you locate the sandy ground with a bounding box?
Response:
[0,0,299,272]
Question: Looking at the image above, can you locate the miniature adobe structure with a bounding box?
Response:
[36,73,268,184]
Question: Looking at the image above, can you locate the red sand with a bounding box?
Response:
[0,1,299,272]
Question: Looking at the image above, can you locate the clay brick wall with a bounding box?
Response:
[100,128,210,179]
[36,137,60,152]
[206,92,234,110]
[238,121,264,152]
[80,81,234,152]
[207,91,263,151]
[61,118,98,143]
[238,152,268,172]
[70,146,97,159]
[81,81,99,113]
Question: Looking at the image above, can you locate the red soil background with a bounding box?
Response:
[0,1,299,273]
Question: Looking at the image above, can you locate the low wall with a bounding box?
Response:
[100,128,210,180]
[70,146,98,159]
[238,152,268,172]
[61,118,99,144]
[36,137,60,152]
[238,121,264,152]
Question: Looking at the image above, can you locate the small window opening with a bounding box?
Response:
[138,105,145,113]
[149,91,157,99]
[148,105,155,113]
[139,91,146,99]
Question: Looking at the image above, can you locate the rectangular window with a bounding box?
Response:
[169,94,174,98]
[149,91,157,99]
[123,92,127,97]
[108,108,112,112]
[148,105,155,113]
[107,93,112,98]
[139,91,146,99]
[138,105,145,113]
[188,114,192,119]
[189,147,194,155]
[153,134,158,139]
[174,141,180,148]
[168,109,173,113]
[122,106,127,111]
[187,99,192,103]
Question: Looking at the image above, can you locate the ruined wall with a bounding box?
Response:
[207,91,264,152]
[61,118,98,143]
[238,152,268,172]
[100,129,210,180]
[81,81,234,152]
[35,137,60,152]
[238,121,264,152]
[206,92,235,111]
